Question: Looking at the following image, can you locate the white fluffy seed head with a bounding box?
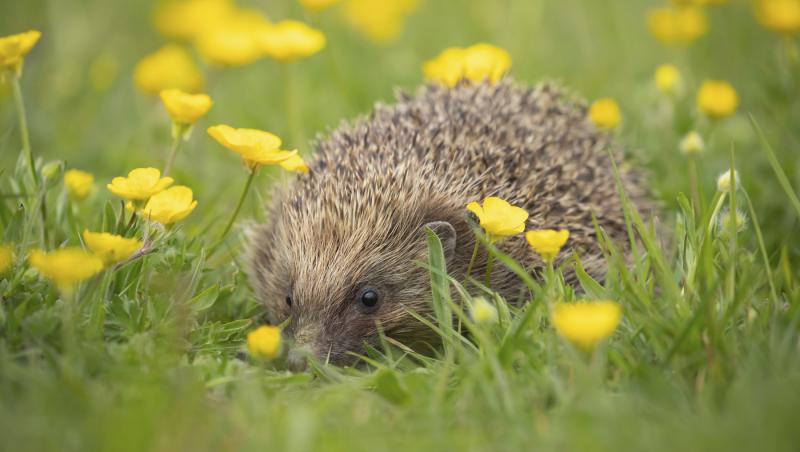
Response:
[716,169,740,193]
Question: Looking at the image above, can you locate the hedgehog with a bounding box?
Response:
[248,79,647,368]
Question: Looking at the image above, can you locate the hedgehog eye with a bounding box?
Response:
[285,295,293,307]
[356,287,380,312]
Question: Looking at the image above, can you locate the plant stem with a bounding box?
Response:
[726,149,737,309]
[12,73,38,187]
[742,190,779,305]
[484,253,494,288]
[706,193,726,240]
[687,155,701,219]
[465,240,479,280]
[163,124,186,177]
[219,168,257,241]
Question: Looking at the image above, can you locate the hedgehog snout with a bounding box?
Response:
[286,345,311,371]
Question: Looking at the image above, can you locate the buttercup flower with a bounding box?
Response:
[423,47,466,86]
[107,168,174,201]
[279,154,310,173]
[525,229,570,264]
[64,169,94,201]
[462,44,512,84]
[154,0,237,40]
[466,197,529,241]
[654,64,681,94]
[0,245,14,273]
[755,0,800,35]
[28,248,104,294]
[0,30,41,72]
[647,6,708,44]
[470,297,498,325]
[299,0,342,12]
[194,9,271,67]
[551,301,622,350]
[716,169,740,193]
[160,89,213,125]
[247,325,282,359]
[133,44,204,94]
[207,124,296,169]
[259,20,326,62]
[140,186,198,224]
[589,98,621,129]
[697,80,738,119]
[343,0,421,42]
[423,43,512,87]
[82,230,142,266]
[680,131,705,155]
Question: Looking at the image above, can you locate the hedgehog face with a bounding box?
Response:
[250,195,460,367]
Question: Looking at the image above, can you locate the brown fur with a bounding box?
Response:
[248,79,646,365]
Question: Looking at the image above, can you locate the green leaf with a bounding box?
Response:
[371,368,409,405]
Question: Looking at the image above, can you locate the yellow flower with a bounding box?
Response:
[525,229,570,264]
[342,0,420,42]
[0,30,41,72]
[466,197,529,241]
[654,64,681,95]
[697,80,738,119]
[154,0,237,40]
[159,89,213,125]
[279,154,310,173]
[107,168,174,201]
[133,44,204,95]
[28,248,104,294]
[463,44,512,84]
[551,301,622,350]
[299,0,342,12]
[82,230,142,266]
[470,297,498,325]
[194,9,272,67]
[755,0,800,35]
[647,6,708,45]
[259,21,326,62]
[423,47,466,87]
[64,169,94,201]
[680,131,705,155]
[247,325,282,359]
[0,245,14,273]
[588,98,622,129]
[140,186,198,224]
[207,124,296,169]
[423,43,512,87]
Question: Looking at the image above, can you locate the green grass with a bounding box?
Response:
[2,0,800,451]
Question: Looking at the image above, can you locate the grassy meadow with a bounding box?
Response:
[2,0,800,451]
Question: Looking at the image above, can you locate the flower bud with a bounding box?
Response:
[716,169,739,193]
[41,160,64,184]
[470,297,498,325]
[680,131,704,155]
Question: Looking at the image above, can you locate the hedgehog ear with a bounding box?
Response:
[421,221,457,264]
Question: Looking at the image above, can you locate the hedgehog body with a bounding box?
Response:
[249,80,646,365]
